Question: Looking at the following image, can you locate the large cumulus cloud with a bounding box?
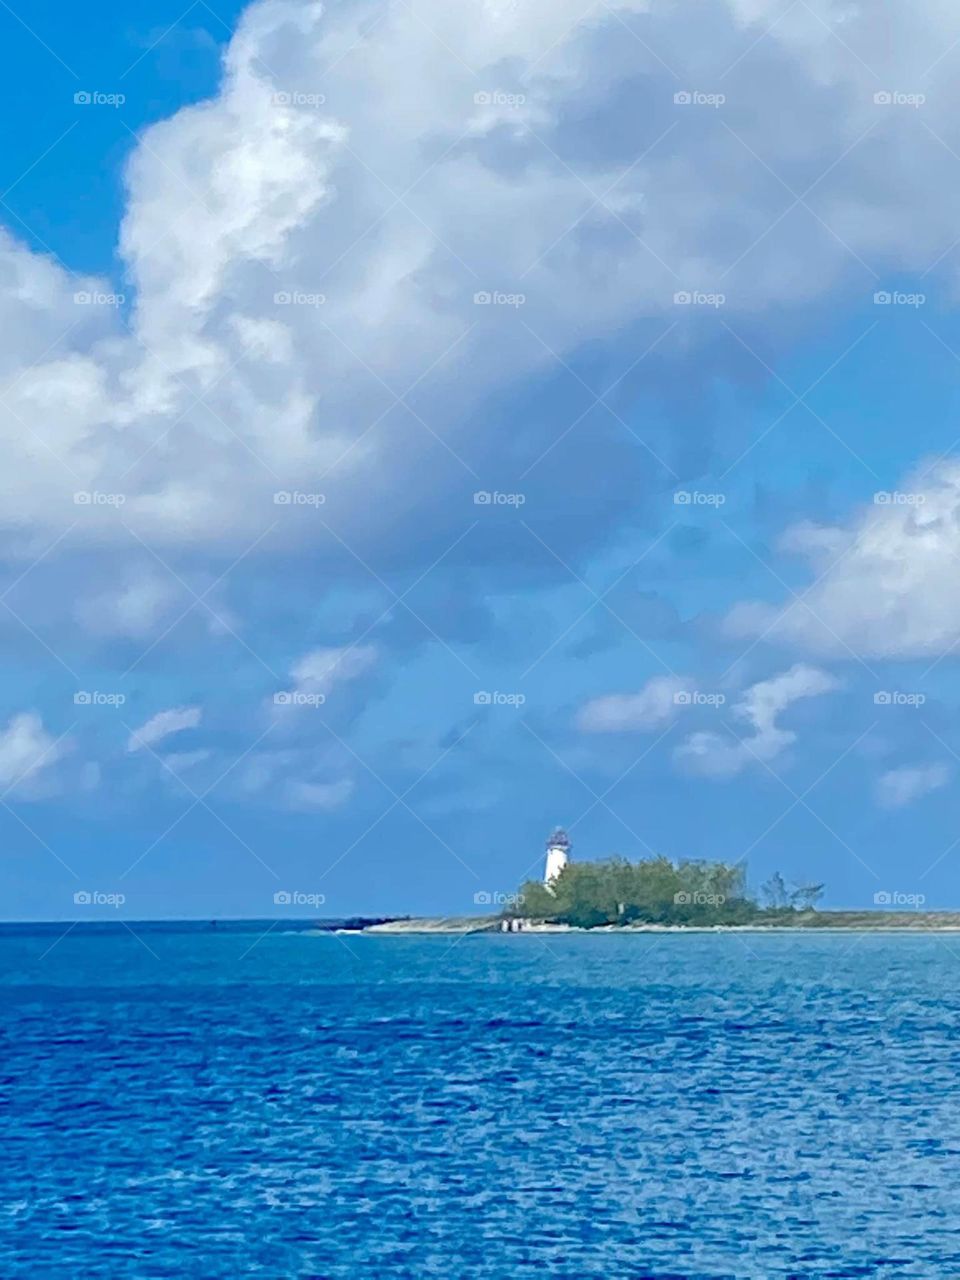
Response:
[2,0,960,563]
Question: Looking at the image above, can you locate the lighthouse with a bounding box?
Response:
[543,827,571,887]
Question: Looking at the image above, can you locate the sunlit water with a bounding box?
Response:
[3,926,960,1277]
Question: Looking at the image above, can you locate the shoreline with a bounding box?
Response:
[359,912,960,935]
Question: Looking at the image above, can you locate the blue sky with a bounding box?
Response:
[2,0,960,920]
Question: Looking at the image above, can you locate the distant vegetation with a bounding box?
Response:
[514,857,824,928]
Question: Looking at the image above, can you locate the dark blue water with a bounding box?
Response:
[3,928,960,1277]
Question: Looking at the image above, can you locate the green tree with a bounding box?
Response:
[512,855,779,928]
[549,861,622,927]
[514,880,557,919]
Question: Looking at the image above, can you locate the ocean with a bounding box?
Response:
[3,925,959,1277]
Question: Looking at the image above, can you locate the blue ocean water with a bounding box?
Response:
[3,928,960,1278]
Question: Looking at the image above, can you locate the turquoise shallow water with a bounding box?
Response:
[3,927,960,1277]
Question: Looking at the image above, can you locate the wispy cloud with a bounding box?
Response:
[577,675,690,733]
[127,706,202,753]
[675,665,839,779]
[0,712,67,793]
[876,763,949,809]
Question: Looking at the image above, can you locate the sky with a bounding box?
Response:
[2,0,960,920]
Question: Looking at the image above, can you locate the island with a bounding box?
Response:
[360,846,960,933]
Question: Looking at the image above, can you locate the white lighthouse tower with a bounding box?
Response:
[543,827,571,887]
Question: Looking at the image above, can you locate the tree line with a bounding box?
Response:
[513,857,824,928]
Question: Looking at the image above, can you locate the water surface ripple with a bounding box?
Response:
[2,930,959,1277]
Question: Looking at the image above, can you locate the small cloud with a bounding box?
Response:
[271,644,379,715]
[876,763,949,809]
[675,664,839,779]
[75,574,182,638]
[127,705,201,753]
[577,675,690,732]
[235,748,354,812]
[162,750,211,772]
[0,712,66,793]
[283,778,354,811]
[290,644,378,695]
[674,729,745,779]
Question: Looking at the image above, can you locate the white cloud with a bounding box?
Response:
[127,706,202,753]
[282,778,354,811]
[161,750,212,772]
[74,573,183,638]
[0,1,959,553]
[0,712,65,793]
[290,644,378,695]
[675,664,838,778]
[876,762,949,809]
[726,461,960,659]
[236,747,354,810]
[577,675,690,732]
